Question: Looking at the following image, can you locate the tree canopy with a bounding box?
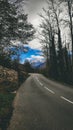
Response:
[0,0,35,51]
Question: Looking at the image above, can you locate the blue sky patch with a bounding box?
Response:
[10,44,46,68]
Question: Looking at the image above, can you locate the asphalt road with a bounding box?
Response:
[8,74,73,130]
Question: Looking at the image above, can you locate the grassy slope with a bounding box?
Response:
[0,65,28,130]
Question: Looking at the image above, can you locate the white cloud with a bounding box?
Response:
[31,55,44,59]
[29,39,42,49]
[26,55,45,64]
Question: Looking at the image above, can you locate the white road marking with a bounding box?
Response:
[35,77,73,105]
[37,80,43,86]
[44,86,55,94]
[35,77,43,86]
[37,79,40,82]
[39,82,43,86]
[61,96,73,105]
[35,77,39,82]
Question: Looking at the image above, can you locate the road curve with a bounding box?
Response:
[8,74,73,130]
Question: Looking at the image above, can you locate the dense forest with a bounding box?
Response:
[39,0,73,85]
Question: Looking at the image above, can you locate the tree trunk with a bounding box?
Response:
[67,0,73,71]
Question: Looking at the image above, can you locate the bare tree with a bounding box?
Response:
[66,0,73,71]
[39,0,65,78]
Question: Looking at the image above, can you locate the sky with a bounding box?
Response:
[24,0,46,25]
[23,0,47,49]
[11,44,46,68]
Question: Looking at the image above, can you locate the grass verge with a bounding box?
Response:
[0,93,15,130]
[0,80,29,130]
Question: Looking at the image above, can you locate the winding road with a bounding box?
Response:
[8,74,73,130]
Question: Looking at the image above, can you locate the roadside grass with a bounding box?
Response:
[0,81,17,130]
[0,93,15,130]
[0,65,29,130]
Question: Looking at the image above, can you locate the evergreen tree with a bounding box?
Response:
[57,28,64,79]
[24,61,34,73]
[50,35,58,78]
[17,14,35,44]
[0,0,35,50]
[0,0,17,49]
